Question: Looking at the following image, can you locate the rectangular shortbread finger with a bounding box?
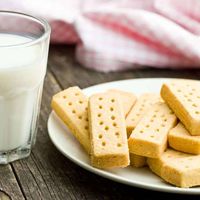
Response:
[51,86,90,153]
[126,93,160,136]
[161,80,200,136]
[169,123,200,154]
[88,92,129,169]
[107,89,137,117]
[147,149,200,188]
[126,93,160,167]
[128,102,177,158]
[108,89,143,167]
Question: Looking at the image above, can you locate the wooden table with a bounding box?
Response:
[1,45,200,200]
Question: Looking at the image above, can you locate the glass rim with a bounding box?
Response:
[0,10,51,48]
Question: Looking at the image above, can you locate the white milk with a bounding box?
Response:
[0,33,47,151]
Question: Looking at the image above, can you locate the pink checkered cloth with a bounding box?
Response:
[1,0,200,72]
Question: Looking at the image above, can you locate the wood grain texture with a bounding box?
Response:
[0,191,11,200]
[5,45,200,200]
[0,165,24,200]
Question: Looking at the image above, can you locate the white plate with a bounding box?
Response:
[47,78,200,195]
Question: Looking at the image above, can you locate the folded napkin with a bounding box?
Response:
[1,0,200,72]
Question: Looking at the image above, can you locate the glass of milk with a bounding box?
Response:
[0,11,50,163]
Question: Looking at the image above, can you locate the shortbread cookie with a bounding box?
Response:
[148,149,200,188]
[126,93,160,136]
[147,149,188,178]
[169,123,200,154]
[51,87,90,153]
[108,89,137,117]
[130,154,146,168]
[126,93,160,167]
[88,92,129,169]
[128,102,177,158]
[161,80,200,136]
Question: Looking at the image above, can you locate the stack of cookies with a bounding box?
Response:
[51,79,200,188]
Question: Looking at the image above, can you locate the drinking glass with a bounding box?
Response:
[0,11,51,163]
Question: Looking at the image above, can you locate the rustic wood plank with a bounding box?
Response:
[0,191,11,200]
[9,45,200,200]
[0,165,24,200]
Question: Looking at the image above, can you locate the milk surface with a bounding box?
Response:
[0,33,46,151]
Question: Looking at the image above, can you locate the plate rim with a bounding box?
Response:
[47,78,200,195]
